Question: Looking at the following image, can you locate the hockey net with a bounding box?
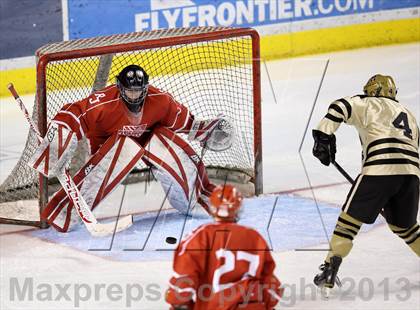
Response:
[0,27,261,227]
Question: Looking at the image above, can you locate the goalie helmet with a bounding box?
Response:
[116,65,149,113]
[209,185,243,222]
[363,74,397,99]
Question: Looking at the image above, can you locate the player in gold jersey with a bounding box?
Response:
[311,74,419,292]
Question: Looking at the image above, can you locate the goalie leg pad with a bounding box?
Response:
[144,126,214,214]
[42,134,145,232]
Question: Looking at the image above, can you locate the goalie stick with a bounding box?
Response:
[7,83,133,237]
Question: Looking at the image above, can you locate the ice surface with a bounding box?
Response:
[28,194,382,261]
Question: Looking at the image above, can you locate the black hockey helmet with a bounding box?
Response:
[116,65,149,113]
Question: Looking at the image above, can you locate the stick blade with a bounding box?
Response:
[87,215,133,237]
[115,214,133,233]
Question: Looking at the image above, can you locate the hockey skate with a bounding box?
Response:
[313,255,342,298]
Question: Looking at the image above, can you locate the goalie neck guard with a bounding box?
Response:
[116,64,149,113]
[209,185,243,222]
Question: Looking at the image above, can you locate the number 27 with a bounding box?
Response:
[212,249,260,293]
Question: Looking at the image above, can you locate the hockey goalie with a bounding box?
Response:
[28,64,234,232]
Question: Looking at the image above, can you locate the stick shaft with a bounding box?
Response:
[333,162,355,184]
[7,83,42,141]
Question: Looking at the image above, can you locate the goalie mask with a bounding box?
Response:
[116,65,149,113]
[363,74,397,99]
[209,185,243,222]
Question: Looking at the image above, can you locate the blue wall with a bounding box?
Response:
[0,0,62,59]
[68,0,420,39]
[1,0,419,59]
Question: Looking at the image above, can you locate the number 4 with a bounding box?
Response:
[392,112,413,139]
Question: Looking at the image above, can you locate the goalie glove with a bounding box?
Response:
[312,129,336,166]
[188,115,234,152]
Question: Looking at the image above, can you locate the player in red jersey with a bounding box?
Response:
[29,65,234,231]
[166,185,283,310]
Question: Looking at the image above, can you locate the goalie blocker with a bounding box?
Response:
[30,123,217,232]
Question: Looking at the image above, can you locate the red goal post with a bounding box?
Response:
[0,26,262,228]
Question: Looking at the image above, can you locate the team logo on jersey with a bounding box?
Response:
[118,124,148,137]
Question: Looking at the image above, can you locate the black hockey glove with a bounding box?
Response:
[312,130,336,166]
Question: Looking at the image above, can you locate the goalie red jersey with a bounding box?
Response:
[166,185,283,310]
[53,84,194,154]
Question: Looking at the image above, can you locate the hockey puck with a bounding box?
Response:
[165,236,177,244]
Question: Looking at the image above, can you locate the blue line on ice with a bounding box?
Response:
[30,194,382,261]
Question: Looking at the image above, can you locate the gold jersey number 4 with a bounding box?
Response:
[392,112,413,140]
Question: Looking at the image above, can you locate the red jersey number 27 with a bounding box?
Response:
[212,249,260,293]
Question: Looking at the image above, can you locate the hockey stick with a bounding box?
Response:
[7,85,42,140]
[332,162,354,184]
[7,83,133,237]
